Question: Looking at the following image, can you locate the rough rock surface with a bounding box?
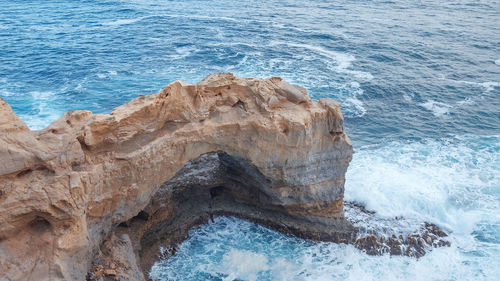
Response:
[0,74,354,280]
[0,73,449,281]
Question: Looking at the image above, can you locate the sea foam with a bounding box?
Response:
[150,136,499,281]
[419,100,452,117]
[6,83,493,279]
[268,41,373,81]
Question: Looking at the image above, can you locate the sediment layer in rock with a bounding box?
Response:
[0,73,451,281]
[0,73,354,280]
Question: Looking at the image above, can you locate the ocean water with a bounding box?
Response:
[1,0,498,280]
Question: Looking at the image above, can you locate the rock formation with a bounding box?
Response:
[0,73,353,280]
[0,73,448,281]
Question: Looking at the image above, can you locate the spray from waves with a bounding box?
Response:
[345,135,499,235]
[220,249,270,281]
[150,135,499,281]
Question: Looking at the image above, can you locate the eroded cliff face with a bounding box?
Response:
[0,74,354,280]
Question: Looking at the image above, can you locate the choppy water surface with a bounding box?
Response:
[1,0,498,280]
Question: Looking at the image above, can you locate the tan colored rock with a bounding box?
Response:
[0,73,353,280]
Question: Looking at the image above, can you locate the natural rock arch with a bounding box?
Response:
[1,74,353,280]
[1,73,450,281]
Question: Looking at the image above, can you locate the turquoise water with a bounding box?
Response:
[1,0,499,280]
[151,136,499,280]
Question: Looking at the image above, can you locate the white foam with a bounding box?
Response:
[269,41,373,80]
[101,14,242,27]
[96,70,118,79]
[166,14,240,23]
[150,212,500,280]
[345,136,500,233]
[456,97,475,106]
[75,83,84,91]
[419,100,451,117]
[173,46,195,59]
[102,17,147,26]
[403,94,413,102]
[334,81,367,117]
[0,89,15,97]
[345,96,366,116]
[299,244,499,281]
[345,204,424,237]
[495,59,500,66]
[220,249,269,281]
[16,91,63,130]
[307,81,367,118]
[480,81,500,92]
[446,79,500,93]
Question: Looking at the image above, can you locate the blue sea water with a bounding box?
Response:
[1,0,499,280]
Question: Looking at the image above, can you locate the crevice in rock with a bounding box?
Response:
[77,136,89,151]
[16,169,33,178]
[232,100,247,111]
[16,166,53,178]
[71,161,84,171]
[133,210,150,221]
[209,186,225,199]
[29,217,52,233]
[118,221,129,228]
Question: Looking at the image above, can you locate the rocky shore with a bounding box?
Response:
[0,73,448,281]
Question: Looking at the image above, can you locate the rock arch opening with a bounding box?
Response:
[108,151,350,275]
[133,151,280,272]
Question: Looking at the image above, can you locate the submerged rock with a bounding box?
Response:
[344,202,450,258]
